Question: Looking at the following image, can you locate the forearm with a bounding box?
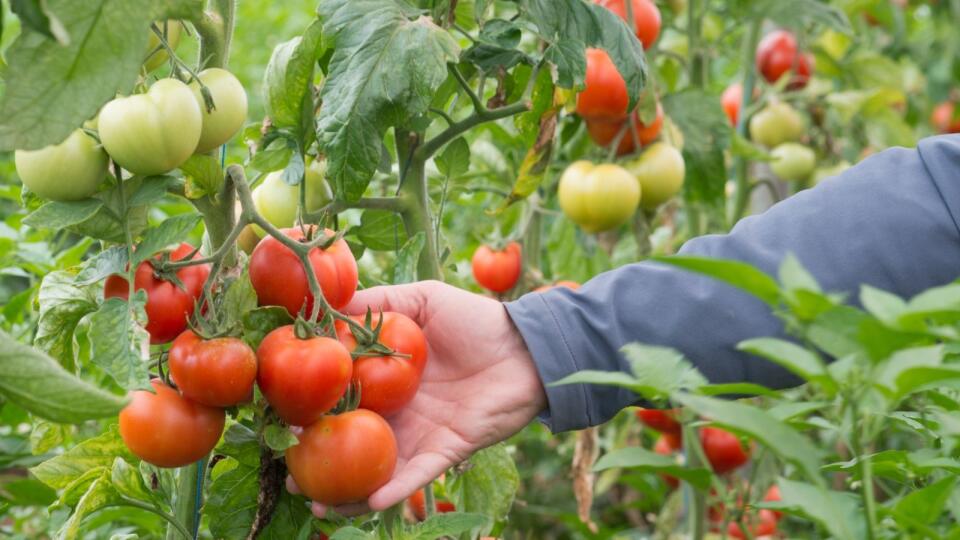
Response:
[507,136,960,432]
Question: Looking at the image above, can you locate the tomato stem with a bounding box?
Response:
[729,17,763,225]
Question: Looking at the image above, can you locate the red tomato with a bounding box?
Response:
[407,488,456,521]
[755,30,813,90]
[585,103,664,156]
[534,280,581,293]
[335,312,428,416]
[472,242,522,293]
[700,426,751,474]
[104,242,210,344]
[249,227,358,317]
[594,0,661,49]
[256,325,353,426]
[168,330,257,407]
[931,101,960,134]
[285,409,398,506]
[119,379,225,468]
[653,432,682,488]
[763,484,783,519]
[576,48,629,121]
[635,407,681,434]
[728,509,778,539]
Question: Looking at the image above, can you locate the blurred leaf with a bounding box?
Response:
[759,0,851,33]
[11,0,70,44]
[594,447,712,489]
[30,421,65,455]
[663,90,729,204]
[652,255,780,305]
[738,338,835,392]
[769,478,865,540]
[893,476,956,525]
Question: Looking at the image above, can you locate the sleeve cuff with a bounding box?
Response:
[504,292,593,433]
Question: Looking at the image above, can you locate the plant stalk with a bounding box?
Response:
[729,17,763,225]
[397,129,444,280]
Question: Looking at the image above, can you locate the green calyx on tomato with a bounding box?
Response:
[251,159,334,234]
[99,78,202,175]
[119,379,225,468]
[144,21,182,73]
[558,161,640,233]
[190,68,249,153]
[624,142,685,209]
[769,142,816,182]
[748,101,804,148]
[14,129,108,201]
[471,242,523,293]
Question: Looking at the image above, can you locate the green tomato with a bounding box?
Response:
[99,79,201,176]
[190,68,248,153]
[144,21,182,73]
[558,161,640,233]
[749,102,804,148]
[14,129,108,201]
[252,160,334,233]
[812,160,851,185]
[770,143,816,182]
[626,142,685,209]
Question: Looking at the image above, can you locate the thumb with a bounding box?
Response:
[343,282,433,324]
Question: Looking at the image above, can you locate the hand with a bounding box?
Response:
[286,280,548,517]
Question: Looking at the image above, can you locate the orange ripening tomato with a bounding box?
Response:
[594,0,661,49]
[119,379,225,468]
[104,242,210,344]
[534,281,581,293]
[635,407,681,434]
[249,227,358,318]
[168,330,257,407]
[585,103,664,156]
[755,30,813,90]
[408,488,457,521]
[335,312,428,416]
[286,409,398,506]
[576,48,629,121]
[931,101,960,134]
[472,242,522,293]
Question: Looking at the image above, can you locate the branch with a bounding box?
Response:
[416,100,530,161]
[450,65,485,112]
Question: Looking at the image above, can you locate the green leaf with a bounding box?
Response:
[357,209,407,251]
[447,444,518,530]
[242,307,293,349]
[435,137,470,179]
[316,0,460,200]
[674,393,824,483]
[729,132,773,162]
[860,285,906,328]
[769,478,865,540]
[778,254,821,293]
[58,472,122,540]
[663,90,730,204]
[87,295,151,391]
[110,457,153,503]
[651,255,780,305]
[222,269,258,332]
[393,232,426,284]
[738,338,835,392]
[131,214,202,266]
[181,155,225,199]
[593,447,712,489]
[22,199,104,230]
[409,513,491,539]
[74,247,128,286]
[0,0,154,150]
[0,331,126,424]
[264,20,324,131]
[218,423,260,468]
[11,0,70,45]
[893,476,956,525]
[524,0,646,109]
[624,344,708,398]
[330,529,375,540]
[31,427,131,489]
[250,141,293,172]
[461,19,528,71]
[759,0,851,33]
[30,421,66,455]
[126,175,178,207]
[875,346,960,400]
[206,459,260,540]
[33,270,99,366]
[263,424,298,452]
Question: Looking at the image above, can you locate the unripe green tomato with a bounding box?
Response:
[144,21,182,73]
[558,161,640,233]
[99,79,201,176]
[190,68,249,153]
[749,102,804,148]
[770,143,816,182]
[252,160,334,234]
[626,142,685,209]
[701,13,723,42]
[14,129,108,201]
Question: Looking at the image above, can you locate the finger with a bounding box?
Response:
[367,452,451,511]
[343,283,429,322]
[285,475,301,495]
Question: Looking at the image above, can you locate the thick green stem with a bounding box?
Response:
[687,0,705,88]
[397,130,444,281]
[729,17,763,225]
[166,461,202,540]
[682,423,708,539]
[851,404,878,540]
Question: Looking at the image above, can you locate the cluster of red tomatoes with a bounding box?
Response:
[116,227,430,508]
[637,408,783,538]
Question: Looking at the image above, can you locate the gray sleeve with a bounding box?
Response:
[505,135,960,433]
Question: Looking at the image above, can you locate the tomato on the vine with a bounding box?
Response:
[700,426,751,474]
[14,129,108,201]
[625,142,684,209]
[749,101,804,148]
[168,330,257,407]
[636,407,681,434]
[594,0,661,49]
[472,242,522,293]
[190,68,249,153]
[755,30,813,90]
[252,160,333,232]
[585,103,664,156]
[256,325,353,426]
[119,379,225,468]
[720,83,759,127]
[335,312,427,416]
[249,227,358,317]
[144,20,181,72]
[285,409,397,506]
[770,142,816,182]
[653,432,681,488]
[558,161,640,233]
[99,78,202,176]
[408,488,456,521]
[931,101,960,134]
[104,242,210,344]
[727,509,778,539]
[576,48,629,121]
